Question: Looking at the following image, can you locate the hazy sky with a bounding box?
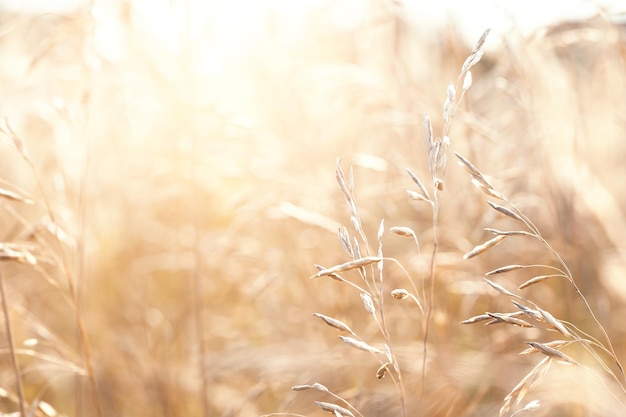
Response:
[2,0,624,30]
[1,0,625,48]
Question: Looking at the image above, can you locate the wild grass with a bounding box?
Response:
[1,2,626,417]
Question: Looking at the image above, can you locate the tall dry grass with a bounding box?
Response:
[1,1,626,417]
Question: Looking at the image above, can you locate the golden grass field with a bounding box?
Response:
[1,1,626,417]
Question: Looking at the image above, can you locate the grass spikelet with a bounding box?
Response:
[524,342,578,365]
[519,340,570,355]
[518,274,566,290]
[338,336,383,355]
[406,168,431,202]
[315,401,355,417]
[487,201,525,223]
[483,278,521,299]
[390,226,415,238]
[422,113,433,151]
[309,257,383,278]
[406,189,430,202]
[511,300,543,321]
[460,314,492,325]
[454,152,505,200]
[463,235,508,259]
[359,293,376,315]
[486,265,526,275]
[313,313,356,335]
[537,309,572,337]
[486,312,535,328]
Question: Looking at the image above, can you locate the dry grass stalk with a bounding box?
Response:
[410,29,491,397]
[459,149,626,412]
[0,272,26,417]
[1,123,103,417]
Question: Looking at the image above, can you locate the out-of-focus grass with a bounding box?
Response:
[1,1,626,416]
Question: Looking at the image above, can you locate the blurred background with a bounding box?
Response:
[2,0,626,416]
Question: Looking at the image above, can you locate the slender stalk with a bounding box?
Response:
[0,272,27,417]
[422,193,440,395]
[508,199,625,385]
[3,122,102,417]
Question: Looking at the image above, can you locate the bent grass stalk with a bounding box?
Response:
[417,29,490,393]
[457,150,626,415]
